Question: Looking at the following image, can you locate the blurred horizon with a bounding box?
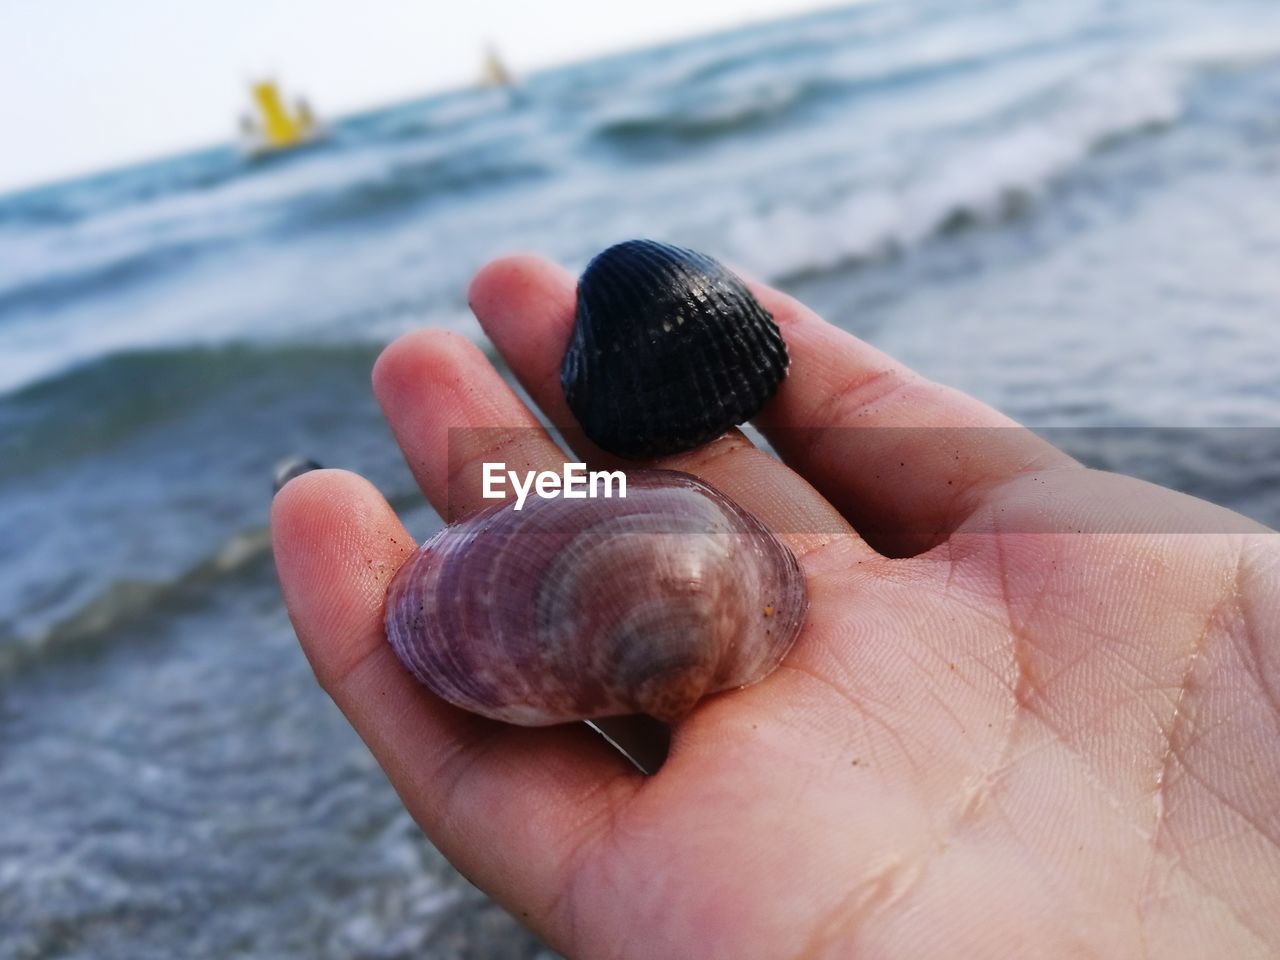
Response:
[0,0,845,194]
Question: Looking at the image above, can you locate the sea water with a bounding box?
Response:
[2,0,1280,955]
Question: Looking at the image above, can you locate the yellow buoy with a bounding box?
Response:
[240,79,323,157]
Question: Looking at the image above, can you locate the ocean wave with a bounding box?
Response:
[589,8,1109,152]
[0,145,542,318]
[591,52,1064,152]
[0,237,210,319]
[725,61,1184,280]
[593,76,825,145]
[0,341,384,480]
[0,477,432,679]
[349,88,520,143]
[0,147,249,227]
[1155,13,1280,70]
[0,526,272,677]
[278,151,548,228]
[0,192,84,227]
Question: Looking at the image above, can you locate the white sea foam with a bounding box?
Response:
[725,61,1185,280]
[1155,11,1280,69]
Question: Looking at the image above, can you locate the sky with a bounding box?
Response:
[0,0,835,193]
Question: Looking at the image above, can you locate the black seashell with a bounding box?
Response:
[272,456,323,494]
[561,240,789,459]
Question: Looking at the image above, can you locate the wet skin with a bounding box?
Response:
[273,257,1280,959]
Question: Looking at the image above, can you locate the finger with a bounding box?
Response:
[748,284,1078,555]
[468,255,864,560]
[371,329,564,521]
[373,328,686,767]
[272,469,639,950]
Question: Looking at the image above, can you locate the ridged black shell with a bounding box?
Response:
[561,240,789,459]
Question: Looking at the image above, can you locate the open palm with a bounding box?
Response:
[273,257,1280,959]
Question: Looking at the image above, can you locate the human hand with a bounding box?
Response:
[272,257,1280,958]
